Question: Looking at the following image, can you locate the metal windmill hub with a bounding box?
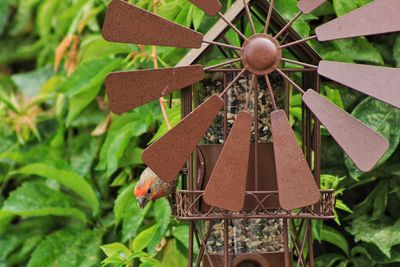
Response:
[241,34,281,75]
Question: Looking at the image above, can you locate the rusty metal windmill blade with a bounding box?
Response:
[189,0,222,16]
[297,0,327,14]
[316,0,400,41]
[303,89,389,172]
[102,0,203,48]
[318,61,400,109]
[270,110,320,210]
[105,65,204,114]
[203,111,252,211]
[142,95,224,183]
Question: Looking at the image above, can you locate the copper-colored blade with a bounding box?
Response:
[142,95,224,182]
[270,110,320,210]
[303,89,389,172]
[102,0,203,48]
[203,111,252,211]
[105,65,204,114]
[316,0,400,41]
[297,0,326,14]
[189,0,222,16]
[318,61,400,109]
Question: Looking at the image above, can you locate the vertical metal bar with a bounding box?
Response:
[224,219,229,267]
[283,219,290,267]
[182,85,193,267]
[314,75,321,184]
[284,76,290,117]
[224,73,228,141]
[307,219,315,267]
[189,222,194,267]
[254,77,259,190]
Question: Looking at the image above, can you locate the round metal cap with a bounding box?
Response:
[231,253,271,267]
[241,34,281,75]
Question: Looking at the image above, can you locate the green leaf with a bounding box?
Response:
[345,97,400,178]
[348,217,400,257]
[113,183,151,241]
[58,57,123,125]
[0,0,9,35]
[101,243,131,258]
[321,225,350,256]
[16,163,99,214]
[11,66,53,97]
[332,0,358,16]
[161,239,186,267]
[132,223,160,252]
[97,108,152,177]
[28,227,102,267]
[149,103,181,143]
[0,218,52,263]
[315,253,349,267]
[2,181,87,222]
[147,198,171,252]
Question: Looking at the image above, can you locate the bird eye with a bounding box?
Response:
[147,188,151,194]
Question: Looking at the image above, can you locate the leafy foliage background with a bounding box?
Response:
[0,0,400,266]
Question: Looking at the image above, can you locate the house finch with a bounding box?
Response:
[134,167,177,209]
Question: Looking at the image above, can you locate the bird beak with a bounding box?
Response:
[137,197,149,209]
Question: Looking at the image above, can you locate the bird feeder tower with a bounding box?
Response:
[101,0,400,266]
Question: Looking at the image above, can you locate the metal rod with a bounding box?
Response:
[221,36,241,58]
[195,222,214,267]
[296,221,310,267]
[189,222,194,267]
[276,68,305,94]
[243,0,256,34]
[206,68,317,73]
[224,219,229,267]
[218,11,248,41]
[219,69,247,96]
[283,219,290,267]
[193,222,215,267]
[204,58,243,71]
[265,75,277,111]
[203,40,242,51]
[280,35,317,49]
[275,11,302,40]
[307,219,315,267]
[245,74,256,110]
[281,57,318,69]
[223,73,228,141]
[264,0,275,33]
[254,77,259,190]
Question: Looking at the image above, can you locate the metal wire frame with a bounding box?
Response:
[178,1,326,266]
[175,190,335,221]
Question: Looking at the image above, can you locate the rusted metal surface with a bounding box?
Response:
[318,61,400,109]
[102,0,203,48]
[175,190,335,220]
[204,111,252,211]
[271,110,320,210]
[198,144,280,210]
[142,95,224,183]
[241,34,281,75]
[204,252,286,267]
[106,65,204,114]
[297,0,326,14]
[303,89,389,172]
[231,253,271,267]
[189,0,222,16]
[316,0,400,41]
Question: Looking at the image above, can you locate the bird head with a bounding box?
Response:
[134,167,170,209]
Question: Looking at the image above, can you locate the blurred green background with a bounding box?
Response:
[1,0,400,266]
